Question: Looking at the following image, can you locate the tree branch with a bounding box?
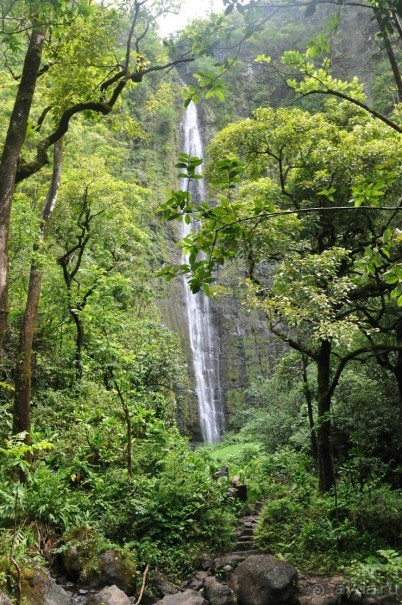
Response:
[328,343,402,398]
[293,88,402,132]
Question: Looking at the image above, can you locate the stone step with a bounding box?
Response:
[230,549,261,557]
[238,534,254,542]
[235,540,255,551]
[243,521,258,528]
[240,516,259,523]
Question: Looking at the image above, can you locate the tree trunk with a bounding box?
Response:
[394,319,402,419]
[374,8,402,103]
[316,340,335,491]
[0,27,45,351]
[301,354,318,462]
[13,141,63,442]
[71,309,84,381]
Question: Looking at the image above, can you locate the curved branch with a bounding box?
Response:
[16,55,195,184]
[294,88,402,132]
[328,343,402,398]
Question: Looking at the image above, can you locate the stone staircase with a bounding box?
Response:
[206,502,264,584]
[233,500,263,553]
[234,515,258,552]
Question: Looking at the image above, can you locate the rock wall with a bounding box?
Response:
[158,101,282,439]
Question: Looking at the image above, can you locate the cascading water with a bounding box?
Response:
[181,102,224,443]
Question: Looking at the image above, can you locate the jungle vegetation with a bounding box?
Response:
[0,0,401,602]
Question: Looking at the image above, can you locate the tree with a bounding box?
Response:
[13,140,63,444]
[0,0,195,353]
[161,101,402,490]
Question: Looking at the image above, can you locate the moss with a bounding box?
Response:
[19,566,47,605]
[61,528,136,594]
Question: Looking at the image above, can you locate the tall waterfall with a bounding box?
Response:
[181,102,224,443]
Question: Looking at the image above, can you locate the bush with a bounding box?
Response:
[346,550,402,597]
[252,452,402,573]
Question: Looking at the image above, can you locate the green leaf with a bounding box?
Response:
[383,272,398,285]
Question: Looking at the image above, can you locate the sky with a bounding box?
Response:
[157,0,225,37]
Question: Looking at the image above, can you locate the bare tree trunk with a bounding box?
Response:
[374,8,402,102]
[301,354,318,462]
[394,320,402,419]
[316,340,335,492]
[0,27,45,352]
[13,141,63,442]
[71,309,84,381]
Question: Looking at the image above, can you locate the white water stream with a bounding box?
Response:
[181,102,224,443]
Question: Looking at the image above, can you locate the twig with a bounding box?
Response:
[137,563,150,605]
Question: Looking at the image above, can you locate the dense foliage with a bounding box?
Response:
[0,0,401,602]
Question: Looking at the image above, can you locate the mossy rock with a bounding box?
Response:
[60,528,136,594]
[96,550,136,595]
[19,565,71,605]
[61,526,98,581]
[19,566,48,605]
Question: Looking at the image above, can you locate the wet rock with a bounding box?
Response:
[19,567,71,605]
[214,553,248,569]
[157,588,209,604]
[60,529,136,594]
[152,570,179,597]
[200,553,214,571]
[230,554,298,605]
[44,578,72,605]
[98,550,136,594]
[186,578,204,592]
[86,584,131,605]
[186,570,211,591]
[204,576,236,605]
[222,565,234,582]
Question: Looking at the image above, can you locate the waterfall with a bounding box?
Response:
[181,102,224,443]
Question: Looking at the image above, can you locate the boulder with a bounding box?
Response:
[200,553,214,571]
[214,553,248,570]
[230,554,298,605]
[98,550,136,594]
[20,566,48,605]
[186,570,210,591]
[86,584,131,605]
[60,529,136,594]
[20,567,71,605]
[151,570,179,597]
[157,589,209,604]
[204,576,236,605]
[0,591,12,605]
[16,566,72,605]
[44,578,72,605]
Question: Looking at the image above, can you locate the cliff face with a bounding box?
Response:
[212,265,282,428]
[160,249,280,439]
[158,101,280,440]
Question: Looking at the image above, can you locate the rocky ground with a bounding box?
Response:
[1,505,399,605]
